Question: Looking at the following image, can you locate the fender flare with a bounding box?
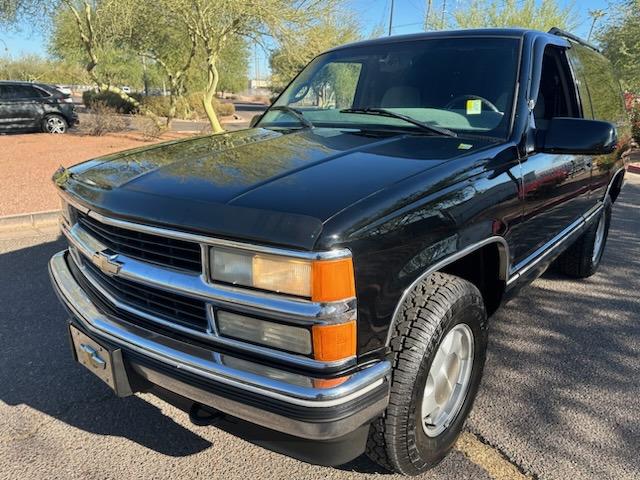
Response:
[385,236,510,346]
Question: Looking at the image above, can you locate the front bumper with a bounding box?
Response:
[49,250,390,441]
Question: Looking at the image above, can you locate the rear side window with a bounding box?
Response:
[567,42,626,126]
[0,84,44,100]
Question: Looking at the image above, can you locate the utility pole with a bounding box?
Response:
[388,0,395,36]
[425,0,433,30]
[440,0,447,30]
[587,9,606,41]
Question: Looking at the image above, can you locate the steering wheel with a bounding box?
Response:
[445,95,501,113]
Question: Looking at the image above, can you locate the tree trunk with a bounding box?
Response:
[167,88,177,128]
[203,53,223,134]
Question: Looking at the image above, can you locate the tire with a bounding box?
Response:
[366,272,488,476]
[555,197,612,278]
[42,114,68,134]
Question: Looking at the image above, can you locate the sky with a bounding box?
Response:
[1,0,610,77]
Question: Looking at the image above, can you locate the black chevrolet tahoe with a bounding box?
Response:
[49,28,632,475]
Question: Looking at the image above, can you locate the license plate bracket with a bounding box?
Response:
[69,324,133,397]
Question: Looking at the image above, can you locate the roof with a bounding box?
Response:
[326,27,593,53]
[0,80,49,87]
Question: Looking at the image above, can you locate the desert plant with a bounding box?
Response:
[131,115,166,140]
[81,102,128,135]
[216,102,236,117]
[83,90,143,114]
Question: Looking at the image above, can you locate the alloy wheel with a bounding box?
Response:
[421,323,474,437]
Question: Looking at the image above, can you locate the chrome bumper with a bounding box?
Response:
[49,250,390,440]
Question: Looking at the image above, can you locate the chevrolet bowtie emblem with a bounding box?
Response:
[92,251,122,275]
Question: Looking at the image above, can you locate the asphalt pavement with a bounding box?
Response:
[1,175,638,480]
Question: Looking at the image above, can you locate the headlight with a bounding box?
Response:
[210,247,355,302]
[216,310,312,354]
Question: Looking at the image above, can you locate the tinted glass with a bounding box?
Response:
[0,84,43,100]
[265,37,521,138]
[568,42,626,126]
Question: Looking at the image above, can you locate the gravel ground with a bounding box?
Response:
[0,175,638,479]
[0,132,191,217]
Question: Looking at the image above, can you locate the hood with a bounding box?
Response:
[62,128,496,249]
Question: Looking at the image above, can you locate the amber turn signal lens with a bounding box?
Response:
[311,257,356,302]
[312,376,349,389]
[312,320,356,362]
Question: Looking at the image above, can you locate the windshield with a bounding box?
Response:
[261,37,521,138]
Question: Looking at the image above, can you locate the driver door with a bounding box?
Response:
[513,45,593,267]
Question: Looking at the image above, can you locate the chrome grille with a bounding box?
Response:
[76,211,202,273]
[80,257,209,333]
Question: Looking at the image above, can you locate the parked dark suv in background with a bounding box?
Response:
[0,80,78,133]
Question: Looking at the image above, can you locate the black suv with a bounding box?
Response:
[0,80,78,133]
[49,28,632,475]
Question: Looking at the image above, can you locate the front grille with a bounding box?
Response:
[76,211,202,273]
[80,256,209,333]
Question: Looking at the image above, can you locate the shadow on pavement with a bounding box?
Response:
[469,176,640,478]
[0,235,211,457]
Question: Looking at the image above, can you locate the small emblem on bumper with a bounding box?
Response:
[92,251,122,275]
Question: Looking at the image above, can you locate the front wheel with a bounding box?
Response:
[367,272,488,475]
[42,114,68,134]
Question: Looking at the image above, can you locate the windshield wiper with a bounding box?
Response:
[269,106,314,128]
[340,108,456,137]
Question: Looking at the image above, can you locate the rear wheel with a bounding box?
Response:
[555,197,612,278]
[366,272,488,475]
[42,114,68,134]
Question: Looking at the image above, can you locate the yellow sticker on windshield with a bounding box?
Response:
[466,99,482,115]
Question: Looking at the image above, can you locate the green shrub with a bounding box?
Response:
[83,90,143,114]
[141,93,235,119]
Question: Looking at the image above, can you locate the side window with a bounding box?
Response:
[13,85,42,99]
[289,62,362,109]
[567,42,626,126]
[0,85,42,100]
[534,46,580,130]
[566,45,593,118]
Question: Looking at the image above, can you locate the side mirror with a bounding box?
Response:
[249,114,262,128]
[538,118,617,155]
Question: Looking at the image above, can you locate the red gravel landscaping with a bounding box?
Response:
[0,131,193,217]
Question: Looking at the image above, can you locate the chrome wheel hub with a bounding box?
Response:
[421,323,474,437]
[592,214,606,263]
[46,117,66,134]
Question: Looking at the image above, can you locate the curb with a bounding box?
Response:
[0,209,61,231]
[628,163,640,175]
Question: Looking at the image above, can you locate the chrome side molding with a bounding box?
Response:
[507,203,603,286]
